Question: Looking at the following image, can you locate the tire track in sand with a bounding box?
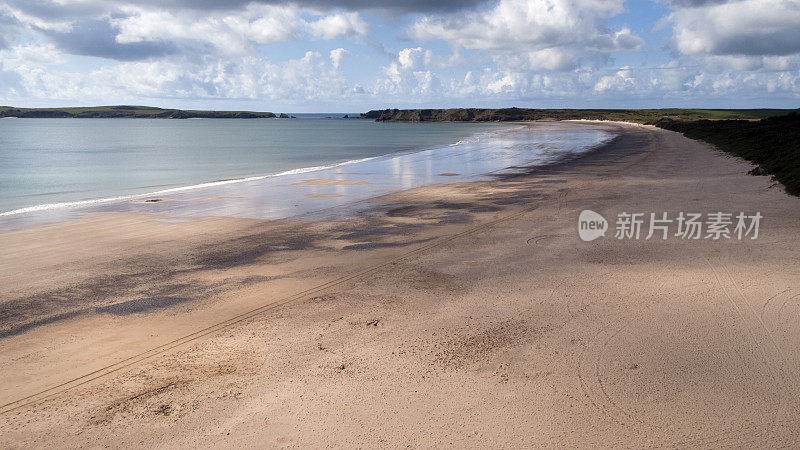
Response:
[576,276,671,429]
[759,288,798,333]
[695,260,796,447]
[0,187,571,416]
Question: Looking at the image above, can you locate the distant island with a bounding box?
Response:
[0,105,284,119]
[361,107,797,124]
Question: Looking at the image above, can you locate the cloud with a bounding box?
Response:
[2,2,369,61]
[0,11,21,50]
[40,18,180,61]
[667,0,800,67]
[12,0,487,15]
[376,47,443,98]
[0,44,84,101]
[0,49,369,104]
[1,43,64,68]
[0,1,75,32]
[330,47,349,68]
[664,0,740,7]
[2,0,106,21]
[1,0,486,33]
[111,4,369,57]
[307,12,368,39]
[397,47,428,69]
[3,43,799,108]
[1,0,798,108]
[110,4,303,56]
[410,0,643,71]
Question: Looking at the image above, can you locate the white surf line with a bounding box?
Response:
[0,124,524,218]
[0,156,381,217]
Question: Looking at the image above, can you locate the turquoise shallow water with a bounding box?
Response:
[0,118,614,227]
[0,116,502,214]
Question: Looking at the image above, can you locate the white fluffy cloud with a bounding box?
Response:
[1,43,64,69]
[667,0,800,69]
[1,2,368,60]
[0,50,363,104]
[307,12,368,39]
[111,4,303,55]
[410,0,643,71]
[1,0,799,108]
[329,48,349,69]
[377,47,441,97]
[111,5,368,56]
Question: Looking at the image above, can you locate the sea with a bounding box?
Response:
[0,115,615,226]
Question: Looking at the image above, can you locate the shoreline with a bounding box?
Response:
[0,155,383,219]
[2,122,800,446]
[0,121,611,228]
[0,121,643,405]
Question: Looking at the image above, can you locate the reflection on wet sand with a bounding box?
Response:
[0,122,614,229]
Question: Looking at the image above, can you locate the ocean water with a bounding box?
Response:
[0,116,501,213]
[0,117,615,226]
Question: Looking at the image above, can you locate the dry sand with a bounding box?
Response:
[1,122,799,447]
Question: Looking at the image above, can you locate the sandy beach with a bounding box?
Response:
[2,122,799,447]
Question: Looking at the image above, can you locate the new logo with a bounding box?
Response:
[578,210,608,241]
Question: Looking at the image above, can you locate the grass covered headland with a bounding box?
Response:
[0,105,278,119]
[362,107,795,123]
[656,113,800,196]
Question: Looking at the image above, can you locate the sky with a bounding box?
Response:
[0,0,798,112]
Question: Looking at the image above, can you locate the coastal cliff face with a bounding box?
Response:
[362,108,581,122]
[360,107,796,124]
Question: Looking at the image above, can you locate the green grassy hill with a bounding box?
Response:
[362,107,796,124]
[0,105,278,119]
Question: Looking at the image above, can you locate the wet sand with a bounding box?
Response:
[2,122,800,447]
